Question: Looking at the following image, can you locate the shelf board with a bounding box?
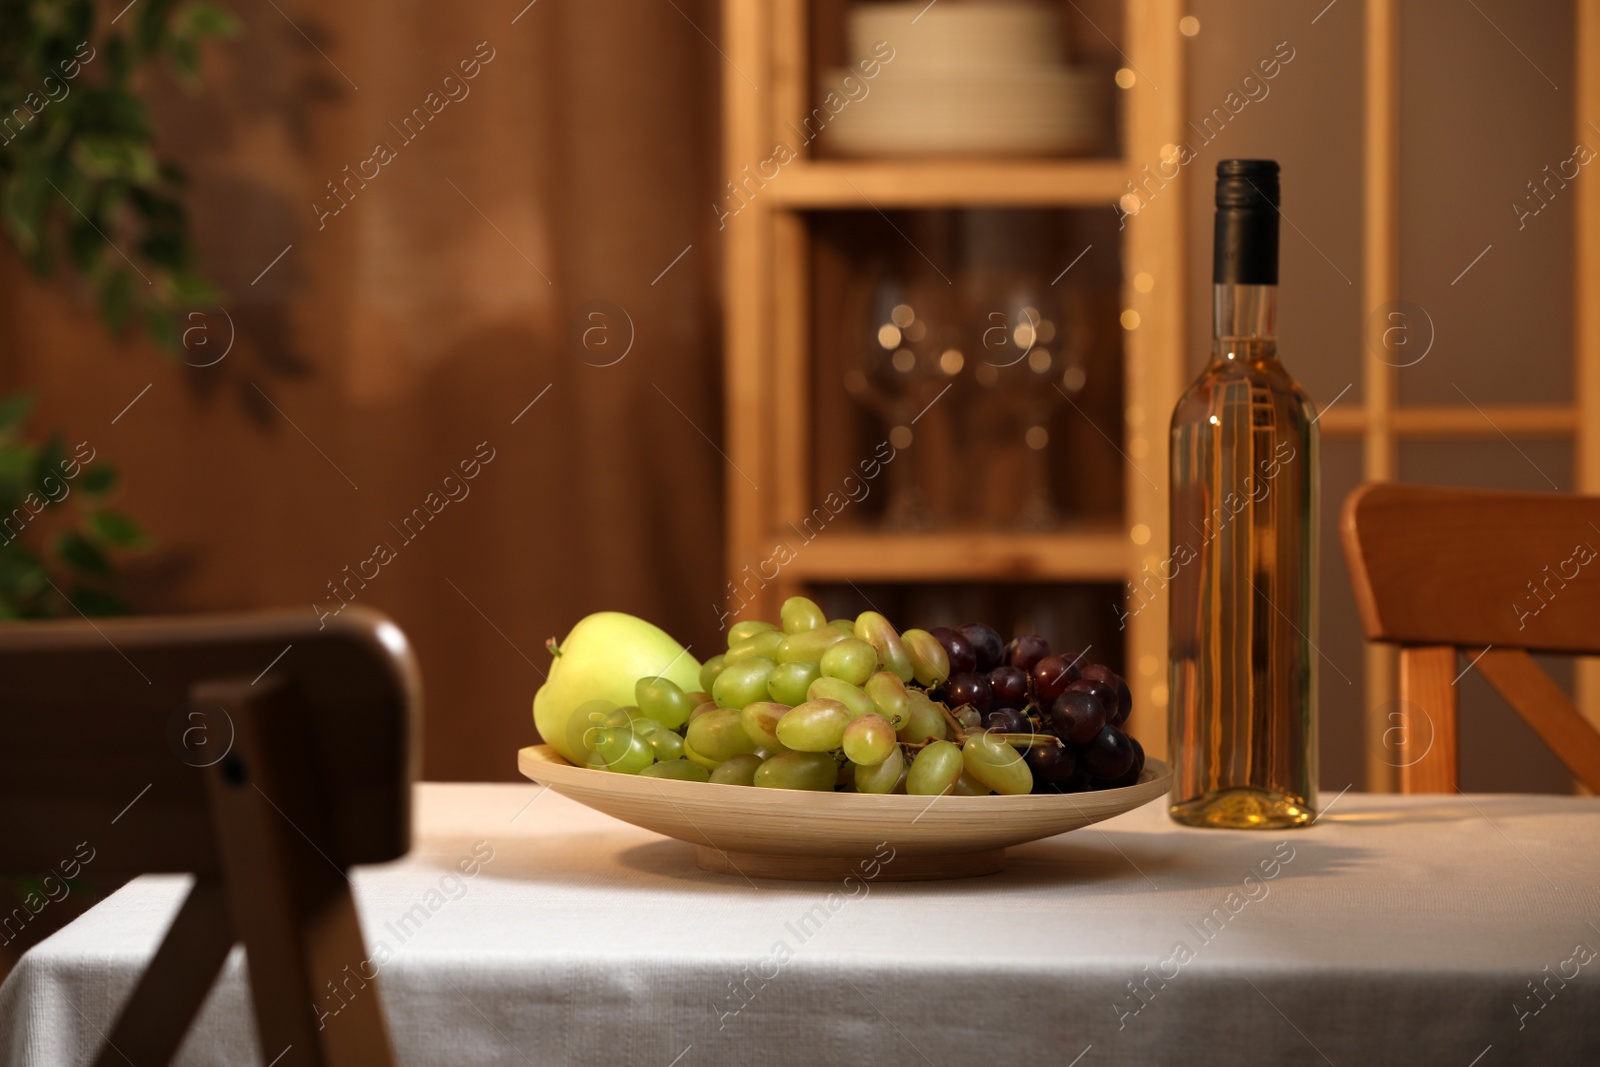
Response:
[779,526,1129,583]
[765,159,1128,209]
[1316,404,1578,437]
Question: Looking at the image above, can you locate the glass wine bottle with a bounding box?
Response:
[1167,160,1319,829]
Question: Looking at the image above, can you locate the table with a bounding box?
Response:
[3,783,1599,1066]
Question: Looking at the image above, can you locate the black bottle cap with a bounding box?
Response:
[1213,159,1279,285]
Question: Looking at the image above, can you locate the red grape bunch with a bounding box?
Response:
[927,624,1144,794]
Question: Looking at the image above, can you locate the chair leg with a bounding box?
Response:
[1397,645,1459,792]
[1476,648,1600,793]
[94,879,235,1067]
[198,677,396,1067]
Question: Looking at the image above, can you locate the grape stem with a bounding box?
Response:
[935,701,971,740]
[900,732,1061,752]
[907,697,1065,752]
[990,732,1063,748]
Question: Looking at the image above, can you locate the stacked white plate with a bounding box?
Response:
[825,1,1112,157]
[852,0,1066,69]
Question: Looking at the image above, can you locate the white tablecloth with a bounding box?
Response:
[3,783,1598,1066]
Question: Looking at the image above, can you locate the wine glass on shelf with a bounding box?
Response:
[842,264,955,530]
[964,266,1083,530]
[1021,282,1093,529]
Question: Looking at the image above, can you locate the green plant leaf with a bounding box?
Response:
[2,175,48,254]
[0,492,23,524]
[0,394,35,435]
[67,217,105,273]
[98,268,135,332]
[70,586,127,617]
[0,444,37,505]
[142,305,181,353]
[0,545,50,602]
[171,270,221,305]
[140,230,185,270]
[0,440,33,479]
[194,6,239,37]
[87,510,148,548]
[56,531,111,576]
[71,137,159,184]
[32,436,67,500]
[170,37,200,83]
[80,465,118,496]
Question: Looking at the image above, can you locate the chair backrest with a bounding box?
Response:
[0,606,420,1067]
[0,605,420,876]
[1341,482,1600,792]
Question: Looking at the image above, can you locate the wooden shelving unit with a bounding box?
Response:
[720,0,1600,786]
[720,0,1186,761]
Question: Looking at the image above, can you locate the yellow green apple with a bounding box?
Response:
[533,612,701,764]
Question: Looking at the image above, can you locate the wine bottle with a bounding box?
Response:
[1167,159,1319,829]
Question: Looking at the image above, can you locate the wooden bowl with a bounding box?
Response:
[517,745,1171,881]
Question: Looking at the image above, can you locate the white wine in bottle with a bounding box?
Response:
[1168,160,1318,829]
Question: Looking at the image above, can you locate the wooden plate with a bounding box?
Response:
[517,745,1171,881]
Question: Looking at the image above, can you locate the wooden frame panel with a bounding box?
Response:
[1121,0,1185,762]
[1361,0,1401,794]
[721,0,776,614]
[1577,0,1600,740]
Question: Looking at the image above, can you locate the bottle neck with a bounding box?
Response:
[1212,283,1277,359]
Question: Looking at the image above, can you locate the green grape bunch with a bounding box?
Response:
[566,596,1146,799]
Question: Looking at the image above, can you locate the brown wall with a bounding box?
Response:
[0,0,727,781]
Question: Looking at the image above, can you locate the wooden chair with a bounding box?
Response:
[0,605,420,1067]
[1341,483,1600,793]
